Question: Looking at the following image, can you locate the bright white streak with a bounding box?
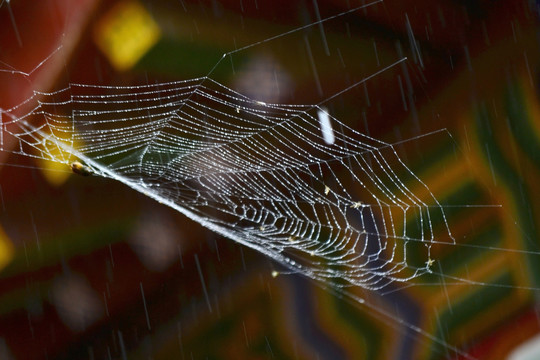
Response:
[317,107,335,145]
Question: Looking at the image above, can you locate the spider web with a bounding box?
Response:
[1,72,450,291]
[0,68,476,359]
[0,1,534,359]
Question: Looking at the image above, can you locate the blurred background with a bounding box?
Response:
[1,0,540,359]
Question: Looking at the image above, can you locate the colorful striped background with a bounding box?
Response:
[1,1,540,359]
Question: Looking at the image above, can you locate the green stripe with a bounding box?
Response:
[505,84,540,170]
[335,291,382,360]
[428,272,514,360]
[1,219,133,279]
[476,104,540,286]
[136,37,248,82]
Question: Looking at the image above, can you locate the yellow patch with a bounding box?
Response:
[38,159,71,187]
[37,138,84,187]
[94,0,161,71]
[0,227,14,272]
